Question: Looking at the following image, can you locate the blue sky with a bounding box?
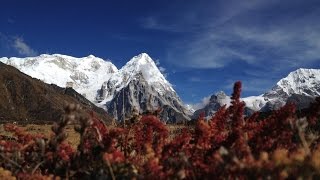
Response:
[1,0,320,105]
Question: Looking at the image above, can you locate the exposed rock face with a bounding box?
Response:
[107,72,190,123]
[0,62,112,124]
[286,94,315,110]
[192,92,230,119]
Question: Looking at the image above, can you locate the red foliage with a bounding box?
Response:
[0,82,319,179]
[57,142,74,162]
[133,115,168,155]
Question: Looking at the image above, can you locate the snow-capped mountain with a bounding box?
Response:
[99,53,191,122]
[193,68,320,118]
[192,91,230,119]
[0,54,117,102]
[261,68,320,111]
[269,68,320,97]
[192,91,255,119]
[0,53,191,122]
[96,53,175,103]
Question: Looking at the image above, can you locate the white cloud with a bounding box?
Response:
[168,19,320,69]
[140,17,183,32]
[229,25,320,63]
[154,59,167,76]
[189,77,218,83]
[223,77,278,95]
[155,59,160,66]
[12,37,37,56]
[152,1,320,70]
[189,95,211,110]
[189,77,202,82]
[1,33,38,56]
[159,66,166,73]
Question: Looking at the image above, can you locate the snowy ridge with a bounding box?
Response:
[0,54,118,102]
[242,68,320,111]
[243,96,267,111]
[275,68,320,97]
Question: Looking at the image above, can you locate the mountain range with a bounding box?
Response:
[193,68,320,119]
[1,53,319,122]
[0,53,191,123]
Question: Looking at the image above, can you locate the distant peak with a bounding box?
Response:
[215,91,227,96]
[136,53,152,60]
[39,54,50,57]
[210,91,228,101]
[87,54,96,58]
[137,52,151,58]
[284,68,320,80]
[292,68,319,74]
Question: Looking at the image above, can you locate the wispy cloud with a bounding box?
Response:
[140,1,320,71]
[188,95,212,110]
[139,15,205,33]
[12,37,37,56]
[223,77,278,95]
[140,0,268,33]
[0,33,37,56]
[155,59,167,77]
[189,77,202,82]
[189,77,217,83]
[167,35,257,68]
[140,17,180,32]
[168,19,320,70]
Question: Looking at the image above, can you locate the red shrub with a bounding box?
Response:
[0,82,319,179]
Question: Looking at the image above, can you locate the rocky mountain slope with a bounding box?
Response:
[261,68,320,111]
[101,53,191,123]
[0,62,112,124]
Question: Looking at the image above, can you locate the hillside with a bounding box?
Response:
[0,62,112,124]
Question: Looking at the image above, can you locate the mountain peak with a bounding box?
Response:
[136,52,152,59]
[120,53,167,85]
[275,68,320,96]
[101,53,175,104]
[286,68,319,77]
[100,53,189,122]
[87,54,96,58]
[128,53,155,66]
